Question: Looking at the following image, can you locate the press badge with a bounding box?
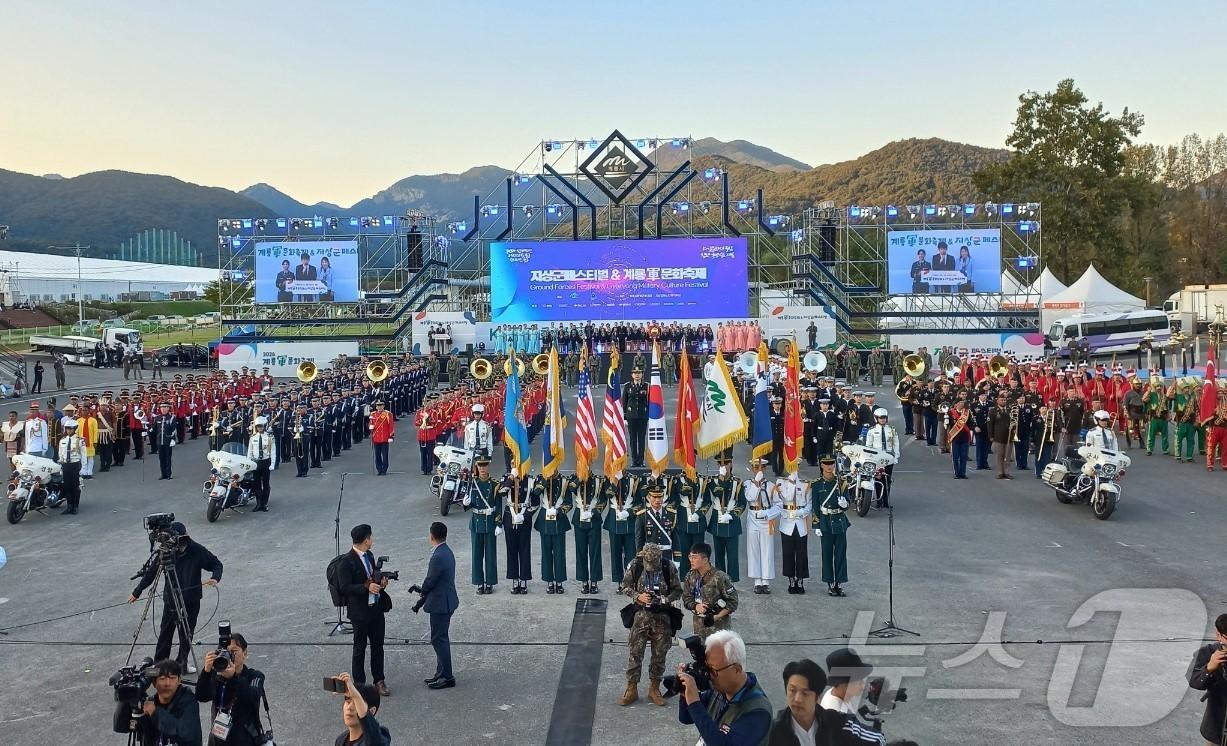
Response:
[211,710,232,739]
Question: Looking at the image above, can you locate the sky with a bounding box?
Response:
[4,0,1226,206]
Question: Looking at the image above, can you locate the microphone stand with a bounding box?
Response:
[327,473,353,637]
[868,506,918,638]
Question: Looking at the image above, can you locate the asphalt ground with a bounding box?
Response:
[0,364,1224,745]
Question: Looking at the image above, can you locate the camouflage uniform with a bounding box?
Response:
[623,544,682,684]
[682,566,739,640]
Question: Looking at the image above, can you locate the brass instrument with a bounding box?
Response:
[1041,407,1056,444]
[988,355,1010,380]
[736,351,759,377]
[902,354,927,378]
[894,378,911,399]
[942,355,962,379]
[207,405,221,436]
[366,360,389,383]
[1009,405,1020,443]
[803,350,827,373]
[470,358,492,380]
[531,353,550,376]
[504,357,525,377]
[297,361,318,383]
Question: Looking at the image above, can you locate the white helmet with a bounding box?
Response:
[873,408,888,418]
[254,416,268,427]
[1094,409,1110,421]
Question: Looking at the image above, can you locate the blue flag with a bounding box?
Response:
[750,341,773,460]
[503,354,531,477]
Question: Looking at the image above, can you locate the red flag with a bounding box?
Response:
[673,343,699,480]
[783,337,803,473]
[1200,346,1218,427]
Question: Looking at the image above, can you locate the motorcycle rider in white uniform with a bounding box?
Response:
[862,408,899,508]
[1084,410,1119,451]
[463,403,493,458]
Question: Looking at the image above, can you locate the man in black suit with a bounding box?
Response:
[412,521,460,690]
[930,241,956,294]
[341,524,392,696]
[623,368,649,467]
[150,401,178,480]
[293,252,319,302]
[275,259,294,302]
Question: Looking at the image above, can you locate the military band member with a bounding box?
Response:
[463,458,501,594]
[603,471,640,588]
[618,542,682,708]
[293,403,311,477]
[570,471,606,594]
[500,473,536,594]
[533,472,572,594]
[673,471,706,577]
[971,389,992,470]
[774,471,812,593]
[813,457,850,597]
[636,487,676,555]
[742,459,779,594]
[682,541,738,642]
[1013,393,1034,470]
[1144,376,1169,455]
[704,455,745,582]
[1032,404,1061,478]
[272,399,293,469]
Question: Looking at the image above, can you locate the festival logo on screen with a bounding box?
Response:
[579,130,655,204]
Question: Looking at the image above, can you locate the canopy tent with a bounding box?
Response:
[1028,267,1068,299]
[1040,264,1145,331]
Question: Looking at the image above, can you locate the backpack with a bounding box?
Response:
[326,554,347,607]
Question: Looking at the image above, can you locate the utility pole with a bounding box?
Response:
[50,244,88,326]
[1142,276,1152,307]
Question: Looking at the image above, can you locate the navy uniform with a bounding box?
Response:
[635,487,676,553]
[673,474,706,577]
[703,458,745,582]
[533,473,572,594]
[774,474,813,593]
[500,474,537,593]
[293,405,311,477]
[463,460,501,593]
[569,473,606,594]
[972,394,992,470]
[813,459,850,596]
[623,372,649,467]
[602,472,641,586]
[1013,396,1034,470]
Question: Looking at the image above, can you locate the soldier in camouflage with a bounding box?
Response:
[619,542,682,708]
[682,541,738,641]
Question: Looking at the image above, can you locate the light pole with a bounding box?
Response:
[1142,276,1152,307]
[49,244,88,326]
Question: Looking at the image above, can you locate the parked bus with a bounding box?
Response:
[1046,309,1171,357]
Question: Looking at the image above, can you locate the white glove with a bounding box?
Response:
[687,512,699,523]
[580,509,593,521]
[755,511,765,520]
[546,508,557,518]
[169,440,176,448]
[719,512,732,523]
[837,496,849,509]
[814,527,823,537]
[512,512,524,525]
[616,509,630,521]
[463,495,472,507]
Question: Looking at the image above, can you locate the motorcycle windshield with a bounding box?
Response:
[221,443,248,457]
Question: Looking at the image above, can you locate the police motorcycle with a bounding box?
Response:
[202,443,258,522]
[1041,444,1130,520]
[6,454,66,524]
[840,443,897,518]
[431,444,474,516]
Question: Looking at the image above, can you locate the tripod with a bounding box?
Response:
[869,506,918,638]
[327,473,353,637]
[127,543,198,667]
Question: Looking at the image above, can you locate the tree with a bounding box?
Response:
[201,278,250,307]
[973,79,1145,284]
[1159,134,1227,287]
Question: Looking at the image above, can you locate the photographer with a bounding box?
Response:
[676,630,772,745]
[682,541,738,641]
[195,632,269,746]
[331,672,390,746]
[767,659,885,746]
[619,542,682,707]
[339,524,391,696]
[126,659,203,746]
[128,522,223,673]
[1188,613,1227,745]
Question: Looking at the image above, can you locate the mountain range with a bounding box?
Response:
[0,137,1009,265]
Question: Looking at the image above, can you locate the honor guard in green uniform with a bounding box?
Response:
[563,351,579,387]
[446,353,461,388]
[618,542,682,708]
[1173,379,1198,463]
[533,472,572,594]
[428,354,441,389]
[682,541,738,641]
[813,457,850,597]
[463,458,502,594]
[661,348,676,386]
[867,348,884,387]
[1144,375,1170,455]
[673,472,706,577]
[636,487,676,553]
[569,472,606,594]
[602,471,641,587]
[704,455,746,582]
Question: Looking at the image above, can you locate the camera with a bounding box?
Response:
[407,584,426,613]
[109,658,155,708]
[143,512,181,549]
[661,635,711,697]
[702,599,728,628]
[375,555,399,582]
[323,676,348,693]
[213,620,234,672]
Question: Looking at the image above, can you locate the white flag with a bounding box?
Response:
[646,342,670,472]
[696,352,748,459]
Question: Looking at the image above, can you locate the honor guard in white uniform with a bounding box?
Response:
[1084,410,1119,450]
[863,408,899,508]
[463,404,493,457]
[773,471,812,594]
[742,458,780,594]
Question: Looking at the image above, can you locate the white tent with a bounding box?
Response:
[1040,264,1145,331]
[1029,267,1068,298]
[1000,271,1025,295]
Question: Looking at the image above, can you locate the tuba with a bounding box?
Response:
[736,350,759,377]
[531,353,550,376]
[902,354,927,378]
[366,360,388,383]
[297,361,318,383]
[988,355,1010,380]
[803,350,827,373]
[942,355,962,379]
[503,357,525,377]
[470,358,492,380]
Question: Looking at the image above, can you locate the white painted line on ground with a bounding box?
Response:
[1047,542,1062,548]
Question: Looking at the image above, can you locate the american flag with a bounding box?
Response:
[574,347,598,480]
[600,349,628,477]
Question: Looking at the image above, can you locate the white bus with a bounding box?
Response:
[1047,309,1171,357]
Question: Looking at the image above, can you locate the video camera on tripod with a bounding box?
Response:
[143,512,181,551]
[109,658,155,736]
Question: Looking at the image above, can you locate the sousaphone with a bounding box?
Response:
[802,350,827,373]
[902,354,926,378]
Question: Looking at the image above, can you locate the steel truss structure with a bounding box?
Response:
[441,133,795,319]
[216,212,447,353]
[792,203,1043,336]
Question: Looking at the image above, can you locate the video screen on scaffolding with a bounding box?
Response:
[252,240,360,304]
[489,237,749,322]
[886,228,1002,295]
